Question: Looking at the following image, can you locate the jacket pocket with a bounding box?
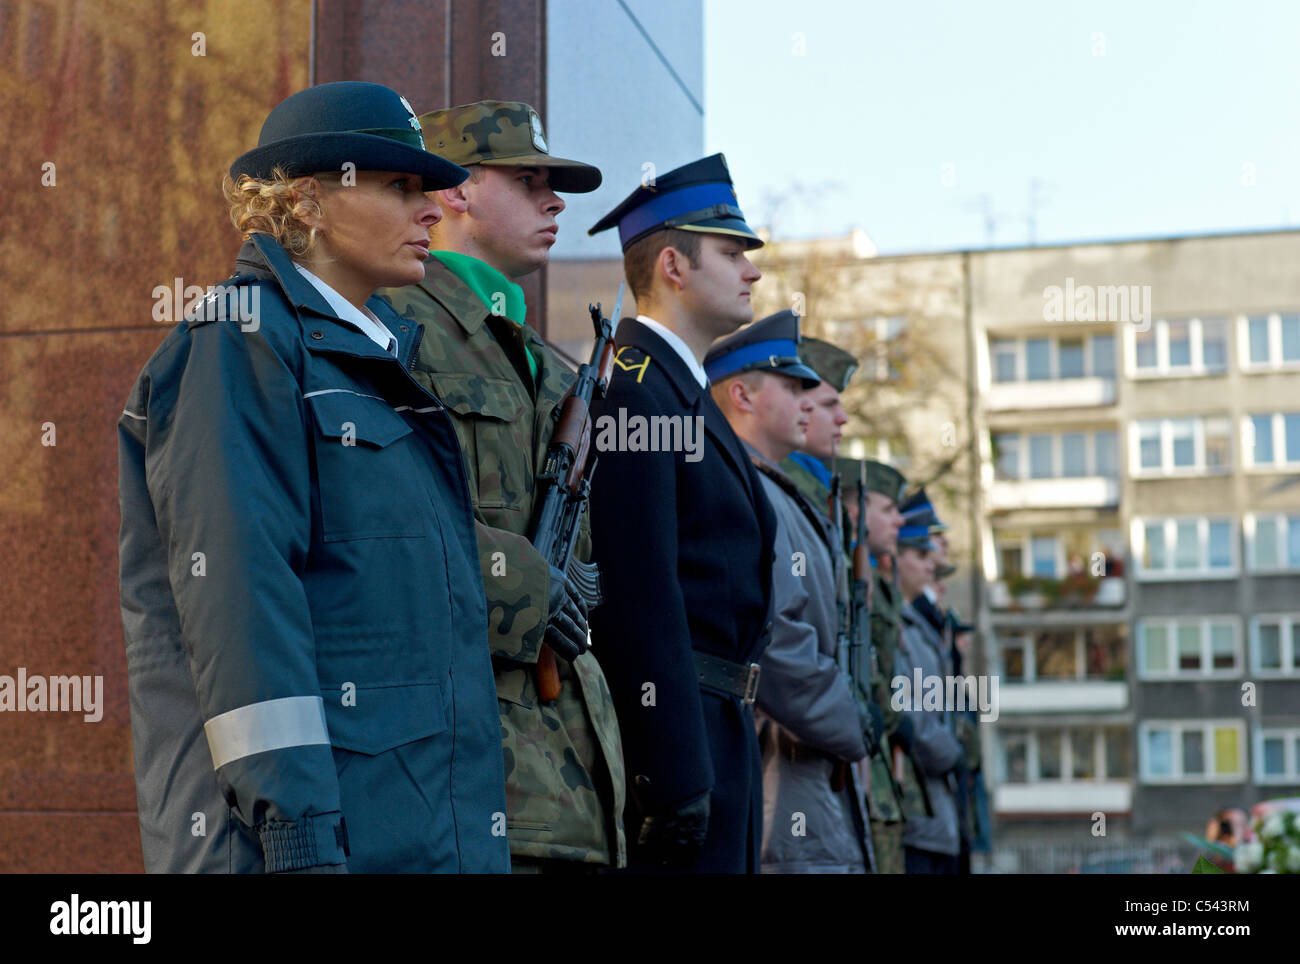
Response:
[323,680,448,755]
[426,373,529,511]
[307,390,428,542]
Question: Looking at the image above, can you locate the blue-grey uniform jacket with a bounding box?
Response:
[117,233,509,873]
[896,600,962,858]
[749,450,871,874]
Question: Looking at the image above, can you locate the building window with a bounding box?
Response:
[1030,536,1059,578]
[1130,417,1233,476]
[1245,514,1300,572]
[1135,328,1157,369]
[1167,320,1192,368]
[1061,432,1087,477]
[1129,317,1231,376]
[993,339,1018,382]
[994,433,1021,480]
[1202,319,1229,370]
[1139,720,1246,783]
[1138,422,1161,470]
[1084,626,1127,680]
[1092,334,1117,377]
[1133,516,1237,579]
[999,625,1126,681]
[1241,312,1300,370]
[1058,338,1085,378]
[1138,617,1241,678]
[1249,616,1300,676]
[1105,727,1132,779]
[1025,338,1052,381]
[1255,726,1300,783]
[1000,727,1129,783]
[1029,434,1053,479]
[986,333,1118,383]
[991,429,1121,481]
[1094,430,1118,477]
[1001,729,1029,783]
[1245,412,1300,468]
[999,634,1028,681]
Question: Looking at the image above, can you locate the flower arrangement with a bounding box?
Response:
[1233,803,1300,874]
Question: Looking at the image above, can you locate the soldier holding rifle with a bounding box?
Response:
[381,101,624,872]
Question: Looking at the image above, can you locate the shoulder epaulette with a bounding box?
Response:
[611,344,652,384]
[184,273,261,329]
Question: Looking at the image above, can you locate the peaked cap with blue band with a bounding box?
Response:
[703,310,820,388]
[897,522,937,552]
[587,153,763,251]
[230,81,468,192]
[899,486,949,533]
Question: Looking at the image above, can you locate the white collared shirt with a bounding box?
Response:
[636,314,708,388]
[294,263,398,357]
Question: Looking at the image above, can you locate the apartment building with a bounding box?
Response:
[747,229,1300,870]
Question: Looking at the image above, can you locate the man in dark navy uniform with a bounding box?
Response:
[586,154,777,872]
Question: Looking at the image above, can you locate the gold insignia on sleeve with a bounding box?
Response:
[613,345,652,384]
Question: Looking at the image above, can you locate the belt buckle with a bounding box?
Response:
[742,662,761,705]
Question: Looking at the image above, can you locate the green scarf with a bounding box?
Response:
[429,250,537,381]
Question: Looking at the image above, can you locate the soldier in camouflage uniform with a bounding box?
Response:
[841,459,930,874]
[379,101,625,871]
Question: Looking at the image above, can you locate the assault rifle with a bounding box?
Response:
[527,286,622,701]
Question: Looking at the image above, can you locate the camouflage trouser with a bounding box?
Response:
[870,819,905,875]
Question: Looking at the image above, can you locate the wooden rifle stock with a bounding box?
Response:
[529,293,620,703]
[536,645,561,701]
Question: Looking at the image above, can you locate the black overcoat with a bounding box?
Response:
[588,319,777,873]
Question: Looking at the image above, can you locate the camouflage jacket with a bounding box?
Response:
[872,570,931,820]
[380,259,626,866]
[779,456,906,823]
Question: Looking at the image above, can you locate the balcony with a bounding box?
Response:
[988,476,1119,510]
[989,575,1126,611]
[997,680,1129,714]
[985,376,1116,412]
[995,781,1131,814]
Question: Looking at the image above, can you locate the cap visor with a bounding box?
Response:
[676,215,764,249]
[781,362,822,389]
[478,153,602,193]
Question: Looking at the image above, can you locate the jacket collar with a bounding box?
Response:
[622,319,704,407]
[235,233,406,362]
[415,255,492,338]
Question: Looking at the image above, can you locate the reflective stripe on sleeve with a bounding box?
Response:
[203,695,330,770]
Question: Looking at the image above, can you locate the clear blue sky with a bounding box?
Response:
[704,0,1300,254]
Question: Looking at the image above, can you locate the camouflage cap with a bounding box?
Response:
[798,337,858,392]
[834,457,906,504]
[419,100,601,193]
[863,459,907,503]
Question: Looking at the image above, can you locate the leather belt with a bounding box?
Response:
[694,651,761,705]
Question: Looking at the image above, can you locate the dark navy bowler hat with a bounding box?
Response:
[229,81,469,191]
[588,153,763,251]
[703,310,820,388]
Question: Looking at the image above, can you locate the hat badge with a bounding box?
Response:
[529,110,548,153]
[399,94,425,148]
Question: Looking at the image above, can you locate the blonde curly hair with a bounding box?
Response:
[222,166,335,256]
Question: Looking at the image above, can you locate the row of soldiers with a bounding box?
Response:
[373,99,988,873]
